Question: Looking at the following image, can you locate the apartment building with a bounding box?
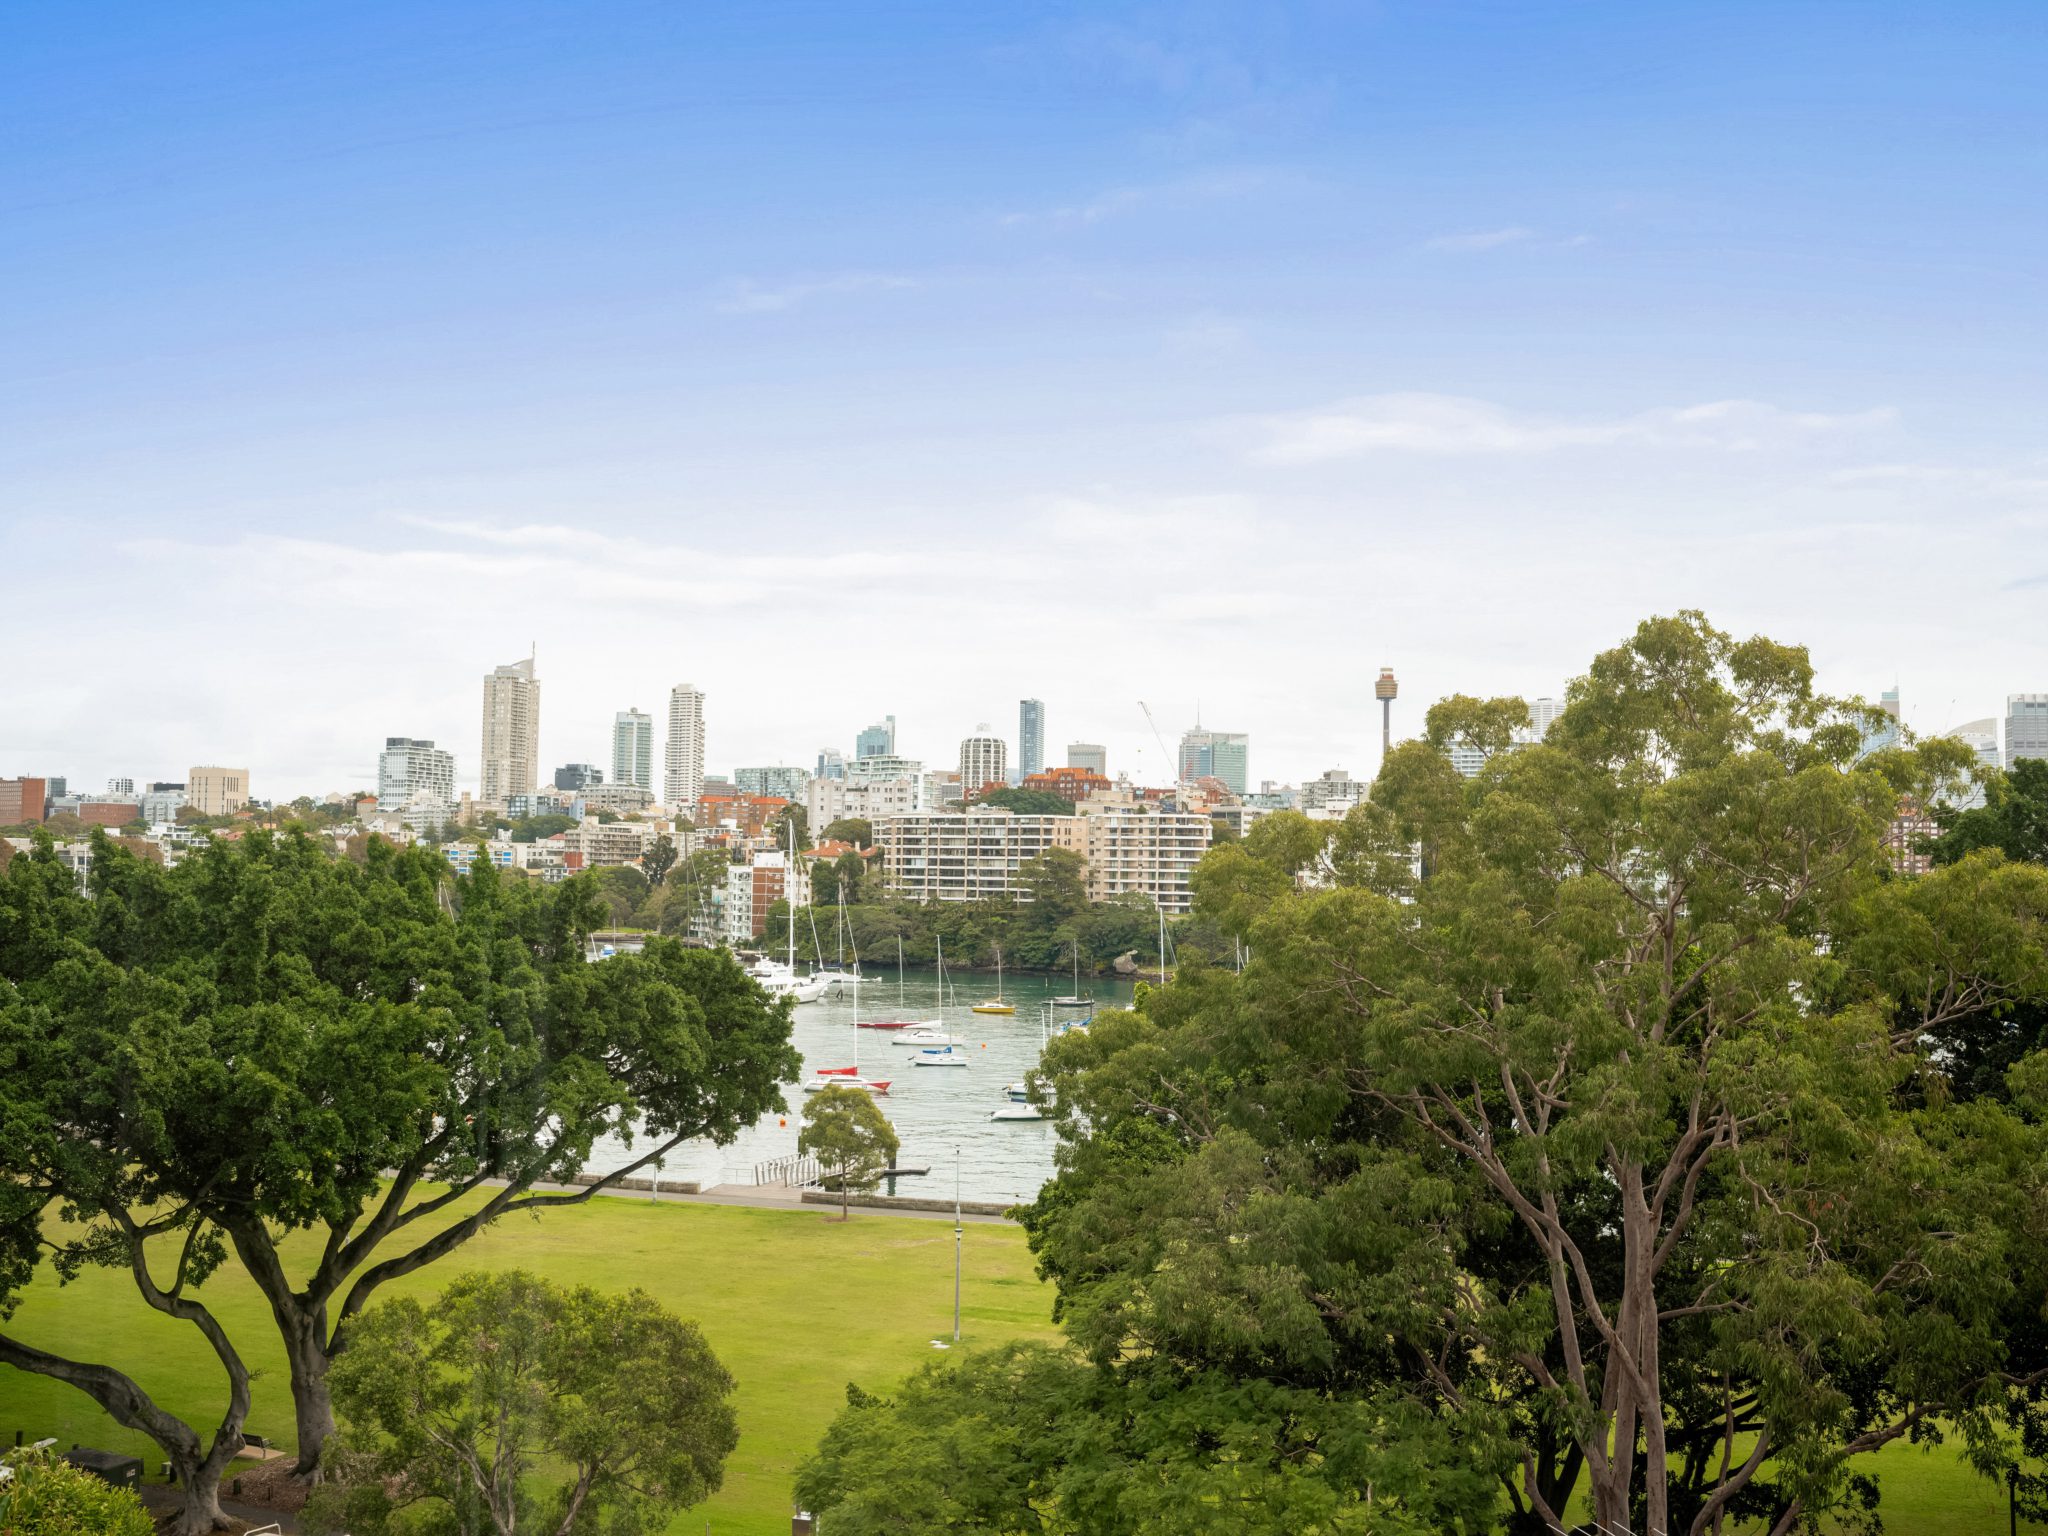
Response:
[1021,766,1111,804]
[875,808,1086,903]
[0,777,47,824]
[808,772,922,828]
[188,765,250,817]
[480,658,540,803]
[873,801,1212,913]
[1075,801,1212,914]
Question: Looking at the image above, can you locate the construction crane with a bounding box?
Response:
[1138,700,1175,784]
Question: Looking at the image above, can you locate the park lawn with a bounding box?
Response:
[1,1192,2030,1536]
[0,1192,1058,1535]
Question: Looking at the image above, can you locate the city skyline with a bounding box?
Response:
[5,5,2046,794]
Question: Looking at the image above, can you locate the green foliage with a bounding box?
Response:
[974,787,1074,816]
[306,1270,736,1536]
[799,1087,899,1220]
[797,612,2048,1534]
[506,812,576,843]
[588,862,650,924]
[820,816,874,848]
[0,829,798,1480]
[796,1343,1509,1536]
[642,832,678,886]
[1932,757,2048,867]
[0,1449,154,1536]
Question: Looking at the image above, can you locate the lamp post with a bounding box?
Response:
[953,1145,962,1344]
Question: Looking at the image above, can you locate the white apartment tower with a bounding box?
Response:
[959,727,1007,794]
[480,656,540,804]
[612,708,654,790]
[377,737,456,830]
[665,684,707,809]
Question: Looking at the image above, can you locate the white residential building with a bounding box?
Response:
[1298,768,1366,819]
[959,729,1007,795]
[665,684,707,809]
[562,816,662,868]
[873,802,1212,914]
[377,737,457,831]
[1066,742,1107,776]
[809,773,922,829]
[875,808,1086,904]
[1075,801,1212,915]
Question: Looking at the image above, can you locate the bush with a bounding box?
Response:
[0,1450,153,1536]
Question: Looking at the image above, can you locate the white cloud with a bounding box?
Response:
[1244,393,1896,464]
[998,168,1297,229]
[713,272,914,314]
[1421,226,1536,253]
[1419,226,1593,254]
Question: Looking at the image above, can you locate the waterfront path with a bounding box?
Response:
[514,1176,1018,1224]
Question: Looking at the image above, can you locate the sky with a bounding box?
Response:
[3,2,2045,798]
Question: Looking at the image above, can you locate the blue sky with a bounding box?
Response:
[4,2,2045,794]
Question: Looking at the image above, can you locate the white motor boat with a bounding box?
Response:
[889,1028,964,1047]
[911,1047,970,1068]
[748,957,829,1004]
[1002,1081,1030,1102]
[990,1102,1044,1122]
[802,1077,892,1095]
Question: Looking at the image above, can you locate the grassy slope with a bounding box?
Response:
[0,1192,2031,1534]
[0,1194,1057,1534]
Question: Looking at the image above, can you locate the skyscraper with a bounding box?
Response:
[856,716,897,759]
[1177,729,1249,794]
[480,656,540,804]
[959,727,1007,794]
[1945,719,2002,810]
[1067,742,1107,776]
[1018,699,1045,779]
[2008,694,2048,768]
[1375,668,1399,760]
[816,747,847,781]
[665,684,707,808]
[1527,696,1565,740]
[612,708,653,790]
[377,737,456,828]
[1859,686,1903,760]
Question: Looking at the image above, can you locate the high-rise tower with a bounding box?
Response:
[1018,699,1045,780]
[612,708,653,790]
[959,727,1007,795]
[1375,668,1399,760]
[481,655,540,804]
[664,685,707,808]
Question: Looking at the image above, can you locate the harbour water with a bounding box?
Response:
[583,966,1134,1205]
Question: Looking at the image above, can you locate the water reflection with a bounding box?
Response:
[583,966,1131,1204]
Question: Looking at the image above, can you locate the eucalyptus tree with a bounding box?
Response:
[800,614,2048,1536]
[0,829,797,1500]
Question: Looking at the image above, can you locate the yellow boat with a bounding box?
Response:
[972,946,1016,1014]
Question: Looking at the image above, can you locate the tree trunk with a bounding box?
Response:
[168,1441,235,1535]
[0,1333,240,1533]
[282,1315,337,1475]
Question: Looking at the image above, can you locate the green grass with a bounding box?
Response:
[0,1194,1058,1534]
[1,1194,2035,1535]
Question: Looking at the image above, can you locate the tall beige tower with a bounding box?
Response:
[480,656,540,805]
[665,683,706,809]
